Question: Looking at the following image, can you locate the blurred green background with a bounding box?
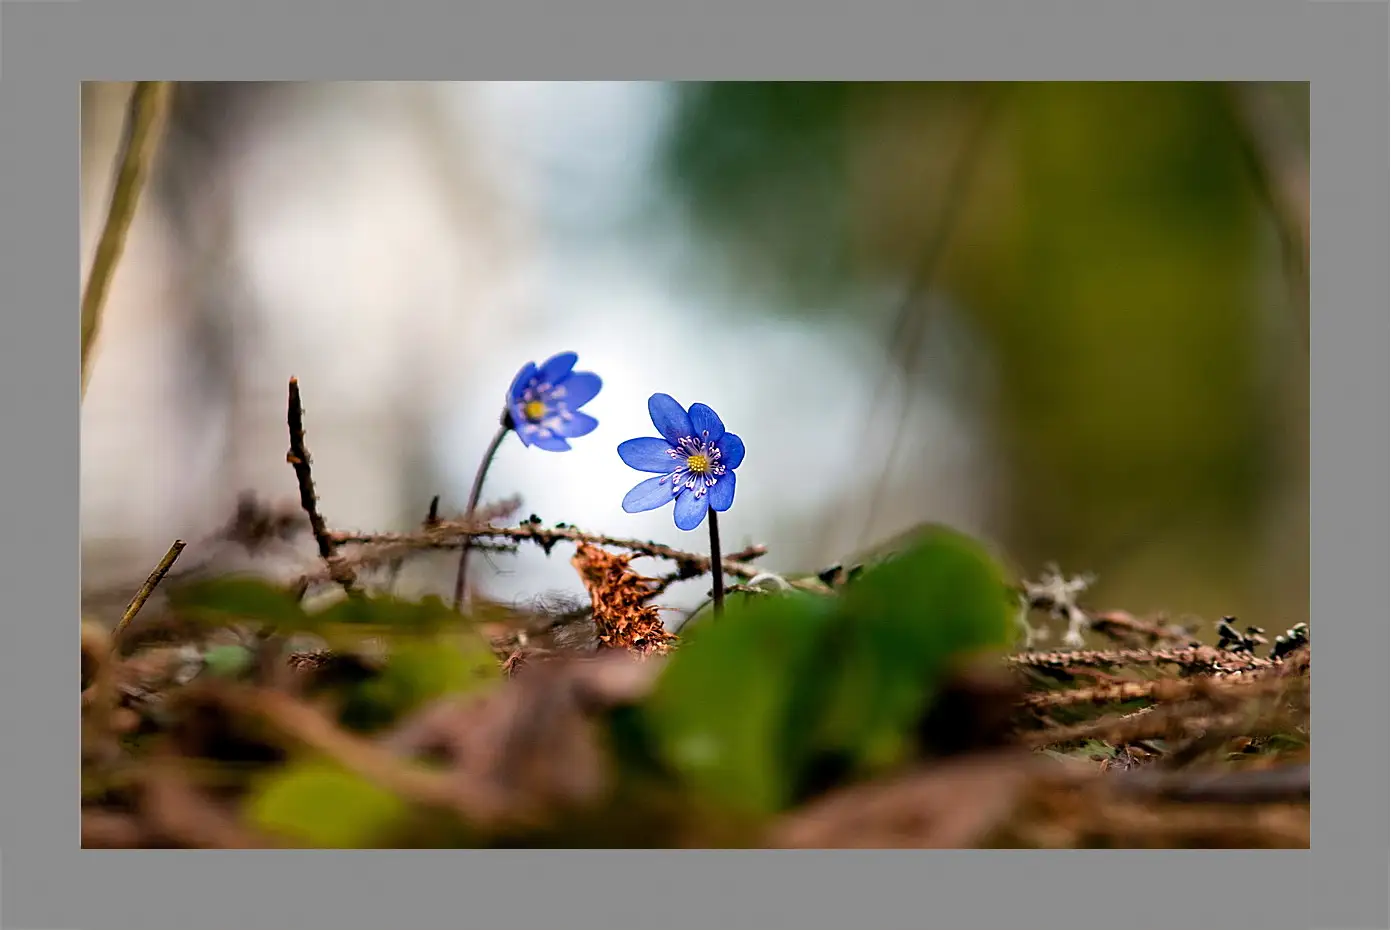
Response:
[653,80,1308,627]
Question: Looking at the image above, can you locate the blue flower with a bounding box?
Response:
[618,393,744,531]
[506,351,603,452]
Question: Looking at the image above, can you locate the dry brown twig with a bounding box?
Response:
[286,377,358,594]
[294,496,525,593]
[297,540,521,593]
[1087,609,1198,648]
[85,541,201,765]
[330,520,767,581]
[1022,687,1306,750]
[1020,668,1299,713]
[1010,645,1277,677]
[110,539,187,643]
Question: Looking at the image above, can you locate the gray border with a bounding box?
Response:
[2,0,1378,928]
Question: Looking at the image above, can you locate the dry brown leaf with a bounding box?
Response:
[768,752,1035,849]
[570,543,677,656]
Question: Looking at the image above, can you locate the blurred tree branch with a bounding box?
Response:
[1220,82,1309,348]
[854,86,1006,550]
[81,81,175,400]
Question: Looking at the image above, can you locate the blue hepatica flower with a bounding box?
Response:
[618,393,745,531]
[506,351,603,452]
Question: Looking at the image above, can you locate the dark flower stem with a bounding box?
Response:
[707,507,725,616]
[452,411,514,612]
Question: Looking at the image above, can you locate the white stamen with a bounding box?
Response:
[663,434,726,499]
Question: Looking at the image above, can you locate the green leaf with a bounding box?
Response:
[643,592,836,815]
[339,635,499,733]
[201,644,255,679]
[840,525,1015,657]
[803,525,1015,775]
[639,527,1014,814]
[246,759,410,848]
[679,586,794,632]
[311,594,459,639]
[167,576,308,630]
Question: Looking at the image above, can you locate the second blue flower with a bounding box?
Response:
[618,393,745,531]
[506,351,603,452]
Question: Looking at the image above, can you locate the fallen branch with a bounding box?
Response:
[1009,646,1277,677]
[330,519,768,581]
[111,539,186,643]
[1020,669,1299,713]
[1022,688,1305,750]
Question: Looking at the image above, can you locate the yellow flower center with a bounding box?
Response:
[686,453,711,474]
[523,400,547,422]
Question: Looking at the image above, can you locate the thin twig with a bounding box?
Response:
[286,378,356,594]
[111,539,186,642]
[334,520,767,581]
[311,521,765,601]
[1009,646,1278,677]
[81,81,176,399]
[1086,610,1198,648]
[300,496,522,592]
[644,544,767,600]
[1025,706,1273,751]
[1023,676,1307,750]
[1021,671,1298,713]
[296,538,519,593]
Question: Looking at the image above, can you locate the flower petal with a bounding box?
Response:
[672,488,708,530]
[538,351,579,386]
[618,437,676,473]
[648,393,693,443]
[622,475,675,513]
[508,361,538,403]
[716,432,745,470]
[707,471,736,512]
[687,403,725,442]
[554,411,598,439]
[557,371,602,409]
[527,432,572,452]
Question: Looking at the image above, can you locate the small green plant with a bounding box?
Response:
[639,525,1015,815]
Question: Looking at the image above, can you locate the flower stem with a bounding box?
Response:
[452,412,513,611]
[707,508,725,617]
